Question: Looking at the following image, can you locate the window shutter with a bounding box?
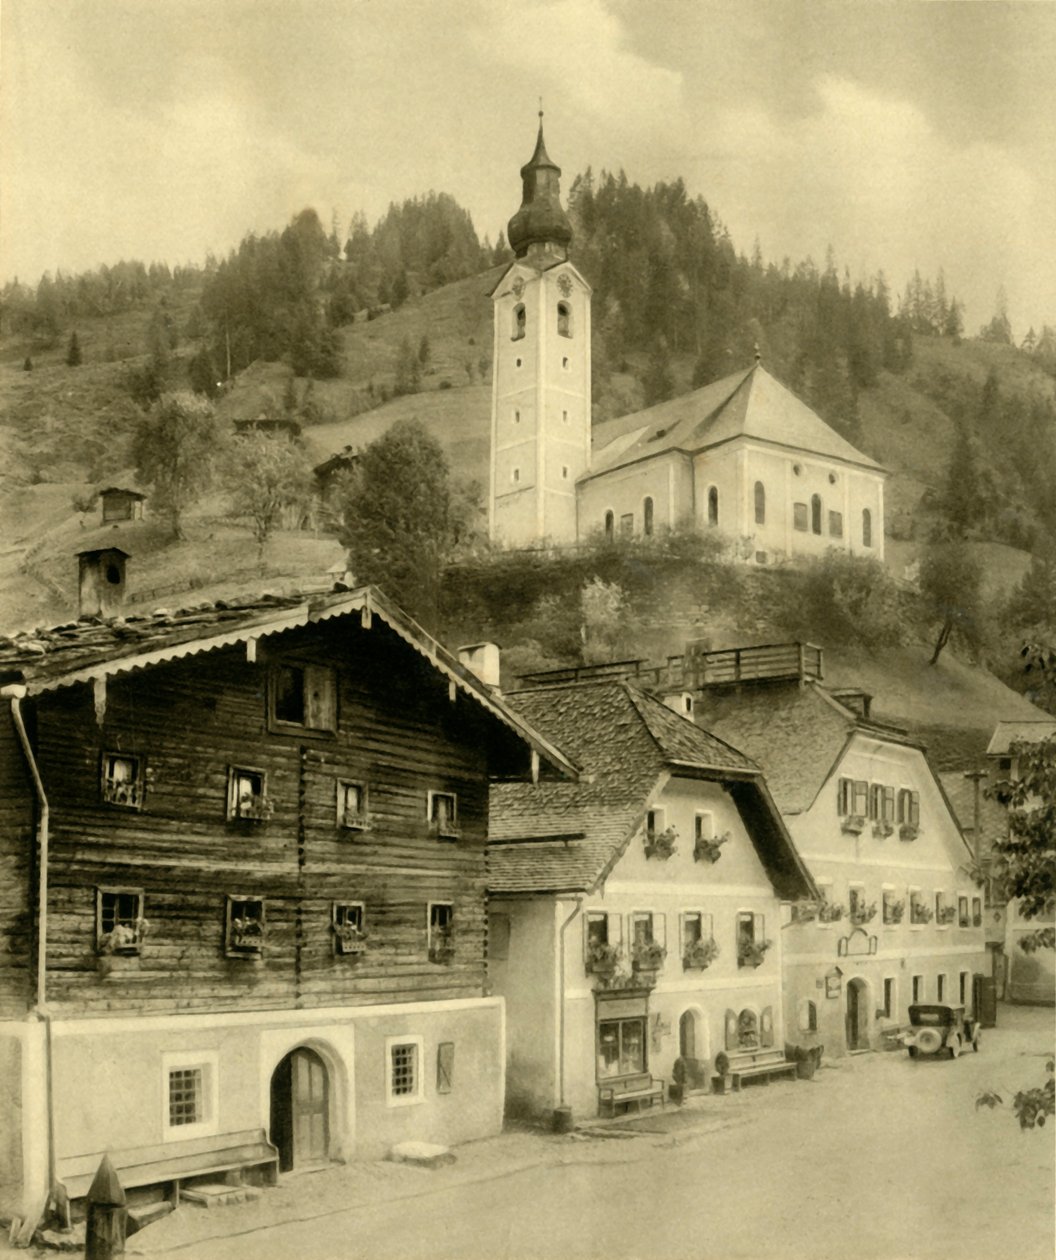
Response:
[609,912,623,946]
[305,665,337,730]
[910,792,920,826]
[436,1042,454,1094]
[583,915,593,963]
[753,912,765,943]
[724,1009,738,1051]
[760,1006,774,1048]
[655,913,666,950]
[704,913,714,941]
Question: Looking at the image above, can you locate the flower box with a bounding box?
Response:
[850,902,878,926]
[586,943,622,976]
[936,906,957,926]
[644,826,678,860]
[899,823,919,842]
[693,832,729,864]
[738,939,772,968]
[97,919,148,957]
[841,815,866,836]
[333,926,368,956]
[817,901,846,924]
[102,778,144,809]
[872,821,894,838]
[883,900,905,925]
[910,904,934,925]
[683,938,720,970]
[631,941,667,973]
[230,919,265,953]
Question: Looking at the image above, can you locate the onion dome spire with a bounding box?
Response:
[507,110,573,260]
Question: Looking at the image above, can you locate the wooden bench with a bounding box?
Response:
[717,1049,797,1092]
[56,1128,279,1206]
[598,1073,665,1118]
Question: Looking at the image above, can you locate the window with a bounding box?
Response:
[337,780,369,830]
[912,975,923,1003]
[754,481,765,525]
[561,356,569,369]
[681,911,712,948]
[694,812,714,842]
[428,902,454,963]
[645,808,664,839]
[862,508,872,548]
[584,910,622,970]
[897,789,920,827]
[881,786,895,822]
[848,886,865,920]
[428,791,460,839]
[811,494,822,535]
[793,502,809,531]
[597,1016,646,1080]
[836,778,867,816]
[882,978,895,1018]
[557,301,572,337]
[511,467,521,484]
[828,510,843,538]
[386,1036,423,1105]
[227,767,268,822]
[937,973,947,1002]
[707,487,719,526]
[630,911,655,946]
[332,902,366,956]
[882,889,902,925]
[604,510,614,540]
[515,357,522,368]
[853,780,868,817]
[958,895,970,927]
[736,911,766,967]
[226,896,265,957]
[972,896,982,927]
[101,752,144,809]
[869,784,882,820]
[512,303,526,340]
[271,664,337,732]
[935,891,951,926]
[909,888,927,926]
[168,1067,203,1127]
[561,465,569,480]
[798,999,818,1033]
[514,409,521,424]
[960,971,970,1006]
[643,497,654,536]
[96,888,145,955]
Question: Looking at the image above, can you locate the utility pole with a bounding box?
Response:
[963,768,989,867]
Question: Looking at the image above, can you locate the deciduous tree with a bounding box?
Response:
[919,540,983,664]
[221,431,315,559]
[132,392,221,539]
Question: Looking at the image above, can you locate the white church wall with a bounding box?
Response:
[577,452,691,539]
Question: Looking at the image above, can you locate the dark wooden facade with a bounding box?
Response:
[1,615,537,1019]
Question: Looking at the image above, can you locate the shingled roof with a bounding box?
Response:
[693,680,922,815]
[0,584,577,781]
[587,362,884,479]
[985,720,1056,756]
[489,681,814,899]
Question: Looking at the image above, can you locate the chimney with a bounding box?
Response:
[458,642,501,689]
[77,547,129,618]
[663,691,695,720]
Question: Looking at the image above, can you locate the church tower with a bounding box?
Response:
[489,117,592,547]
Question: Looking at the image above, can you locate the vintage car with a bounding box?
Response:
[901,1004,981,1059]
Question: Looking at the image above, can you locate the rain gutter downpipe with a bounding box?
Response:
[4,684,57,1195]
[557,894,584,1113]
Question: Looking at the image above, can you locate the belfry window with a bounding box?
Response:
[557,301,572,338]
[512,304,526,341]
[707,487,719,527]
[754,481,765,525]
[811,494,822,535]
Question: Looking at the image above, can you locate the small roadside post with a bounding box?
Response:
[85,1154,127,1259]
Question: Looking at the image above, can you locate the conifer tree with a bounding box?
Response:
[65,331,82,366]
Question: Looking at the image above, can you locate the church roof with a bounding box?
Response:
[488,680,815,899]
[587,362,884,479]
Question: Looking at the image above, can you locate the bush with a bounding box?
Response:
[773,550,904,648]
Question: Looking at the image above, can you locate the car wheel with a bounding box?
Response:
[916,1028,942,1055]
[908,1047,918,1058]
[948,1034,961,1059]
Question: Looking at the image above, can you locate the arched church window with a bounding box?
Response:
[557,302,572,338]
[512,304,526,341]
[707,487,719,527]
[811,494,822,535]
[862,508,872,548]
[643,497,654,536]
[604,511,615,541]
[754,481,765,525]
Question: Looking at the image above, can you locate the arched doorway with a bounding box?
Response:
[270,1047,330,1172]
[846,978,869,1051]
[679,1010,698,1060]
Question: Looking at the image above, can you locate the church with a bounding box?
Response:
[487,121,886,565]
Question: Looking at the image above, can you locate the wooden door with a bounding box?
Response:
[292,1048,329,1168]
[846,982,860,1050]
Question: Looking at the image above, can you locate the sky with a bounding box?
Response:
[3,0,1055,336]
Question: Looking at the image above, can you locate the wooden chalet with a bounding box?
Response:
[97,487,146,525]
[0,584,575,1225]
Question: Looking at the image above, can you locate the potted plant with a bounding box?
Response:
[738,938,771,968]
[712,1051,733,1095]
[586,941,622,977]
[644,824,678,860]
[683,937,720,970]
[333,922,368,956]
[841,815,866,836]
[850,901,878,926]
[97,919,147,957]
[883,899,905,925]
[231,916,264,953]
[872,820,894,838]
[785,1043,815,1080]
[937,905,957,926]
[693,831,730,864]
[817,900,846,924]
[631,940,667,975]
[910,901,934,925]
[899,823,919,841]
[790,900,819,924]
